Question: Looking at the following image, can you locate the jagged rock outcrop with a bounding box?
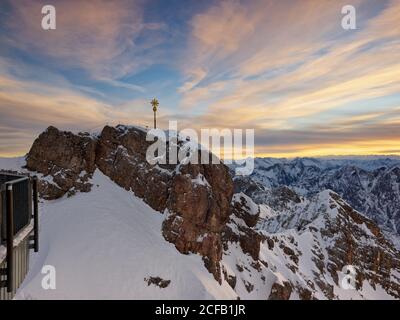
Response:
[323,192,400,297]
[231,193,260,228]
[97,125,233,281]
[268,281,292,300]
[226,175,400,299]
[163,161,233,282]
[26,125,233,281]
[25,126,96,199]
[96,125,172,212]
[223,193,264,259]
[259,189,400,299]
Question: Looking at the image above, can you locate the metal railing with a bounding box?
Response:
[0,174,39,293]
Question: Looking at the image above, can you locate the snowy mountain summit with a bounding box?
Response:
[1,126,399,299]
[244,157,400,243]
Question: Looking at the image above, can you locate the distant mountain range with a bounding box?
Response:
[242,157,400,244]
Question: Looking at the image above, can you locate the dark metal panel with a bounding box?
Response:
[12,178,30,235]
[0,174,38,300]
[0,174,31,237]
[6,184,14,293]
[0,189,4,243]
[33,177,39,252]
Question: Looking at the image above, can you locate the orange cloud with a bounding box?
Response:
[0,66,157,156]
[1,0,400,158]
[175,0,400,154]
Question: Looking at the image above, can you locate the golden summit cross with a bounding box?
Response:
[150,98,159,129]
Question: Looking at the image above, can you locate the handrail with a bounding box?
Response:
[5,176,29,186]
[5,183,14,293]
[32,177,39,252]
[0,174,39,294]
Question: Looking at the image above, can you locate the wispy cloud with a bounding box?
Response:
[0,0,399,157]
[172,0,400,156]
[0,57,155,156]
[5,0,165,82]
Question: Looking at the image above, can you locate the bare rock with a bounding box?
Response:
[27,125,235,282]
[96,125,234,281]
[96,125,172,211]
[231,193,260,227]
[144,276,171,288]
[26,126,96,199]
[268,281,292,300]
[163,161,233,282]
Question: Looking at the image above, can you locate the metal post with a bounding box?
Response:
[0,189,5,243]
[6,184,14,293]
[33,177,39,252]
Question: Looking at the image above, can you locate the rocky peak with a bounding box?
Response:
[26,125,234,281]
[225,174,400,299]
[258,189,400,299]
[25,126,97,198]
[96,125,172,212]
[246,157,400,238]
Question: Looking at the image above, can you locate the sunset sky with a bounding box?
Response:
[0,0,399,157]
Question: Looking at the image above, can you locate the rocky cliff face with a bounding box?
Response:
[26,126,97,199]
[163,161,233,282]
[96,125,172,212]
[246,157,400,238]
[231,175,400,299]
[96,125,233,281]
[25,125,233,281]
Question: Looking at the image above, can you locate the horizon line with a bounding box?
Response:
[1,153,400,161]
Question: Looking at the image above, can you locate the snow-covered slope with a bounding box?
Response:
[15,170,236,300]
[226,185,400,300]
